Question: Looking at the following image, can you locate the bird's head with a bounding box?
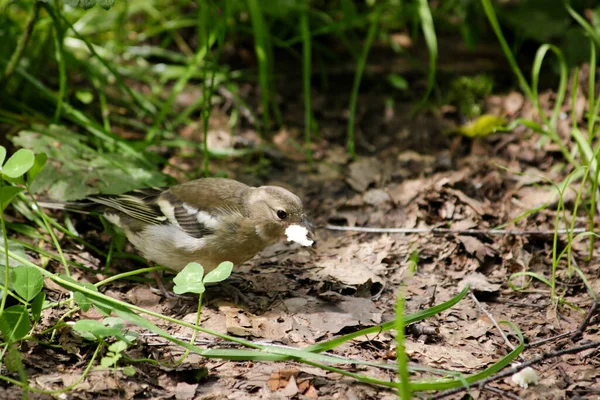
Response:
[246,186,312,243]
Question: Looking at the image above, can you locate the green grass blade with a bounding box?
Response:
[306,285,469,353]
[346,8,381,157]
[396,286,411,399]
[300,3,313,166]
[480,0,533,100]
[411,0,438,115]
[247,0,271,135]
[410,322,523,391]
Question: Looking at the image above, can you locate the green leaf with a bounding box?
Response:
[98,0,115,10]
[80,0,97,9]
[100,354,120,368]
[0,237,28,268]
[72,282,100,312]
[4,343,23,372]
[0,186,25,212]
[387,74,408,91]
[73,291,90,311]
[12,129,167,201]
[31,291,46,323]
[64,0,79,6]
[122,365,136,376]
[173,262,205,294]
[11,265,44,301]
[454,114,506,138]
[2,149,35,178]
[73,319,122,339]
[203,261,233,284]
[0,305,31,342]
[109,340,128,353]
[58,274,102,313]
[75,91,94,104]
[0,146,6,167]
[105,317,139,342]
[27,153,47,183]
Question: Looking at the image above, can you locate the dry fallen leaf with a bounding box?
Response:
[346,157,381,192]
[175,382,198,400]
[459,272,501,293]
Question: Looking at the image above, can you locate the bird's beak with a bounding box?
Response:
[299,215,315,245]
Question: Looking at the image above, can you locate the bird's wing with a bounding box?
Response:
[86,187,167,226]
[87,178,249,239]
[160,178,249,239]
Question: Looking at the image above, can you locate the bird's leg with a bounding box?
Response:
[204,279,252,305]
[152,269,169,296]
[150,264,179,299]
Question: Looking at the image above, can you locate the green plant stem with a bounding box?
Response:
[1,247,266,350]
[29,193,70,277]
[56,10,156,118]
[15,68,153,169]
[0,180,11,316]
[346,8,381,158]
[200,0,228,177]
[480,0,533,99]
[145,34,216,143]
[172,292,204,366]
[411,0,437,115]
[0,342,102,395]
[94,266,168,288]
[300,3,313,167]
[50,306,81,343]
[0,1,40,87]
[587,41,597,145]
[43,3,66,123]
[395,286,411,399]
[247,0,271,135]
[481,0,574,165]
[307,285,469,353]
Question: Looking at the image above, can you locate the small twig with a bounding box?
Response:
[469,292,516,352]
[571,301,599,342]
[431,341,600,399]
[483,385,524,400]
[490,299,547,309]
[526,331,574,348]
[325,224,585,236]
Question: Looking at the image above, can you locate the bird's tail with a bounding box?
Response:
[37,200,98,215]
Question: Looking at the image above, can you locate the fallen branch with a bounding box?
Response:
[571,301,600,342]
[326,224,585,236]
[431,341,600,399]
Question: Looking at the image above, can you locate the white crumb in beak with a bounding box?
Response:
[511,367,539,388]
[285,224,313,247]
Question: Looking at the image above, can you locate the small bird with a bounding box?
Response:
[40,178,311,277]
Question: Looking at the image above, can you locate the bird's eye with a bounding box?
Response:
[277,210,288,220]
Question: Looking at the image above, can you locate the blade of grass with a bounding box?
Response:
[145,31,217,143]
[307,284,469,353]
[0,1,40,87]
[300,2,313,166]
[41,4,67,124]
[411,0,437,115]
[396,285,411,399]
[247,0,271,135]
[531,44,569,132]
[56,9,157,118]
[15,68,153,168]
[347,8,381,158]
[480,0,533,100]
[410,322,524,391]
[566,4,600,49]
[199,0,229,176]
